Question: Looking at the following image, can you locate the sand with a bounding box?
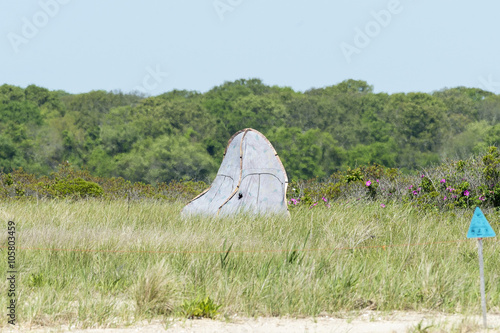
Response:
[4,311,500,333]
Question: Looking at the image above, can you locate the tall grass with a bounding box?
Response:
[1,199,499,328]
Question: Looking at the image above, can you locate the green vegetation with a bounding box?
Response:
[2,79,500,328]
[181,297,222,319]
[1,200,499,328]
[4,147,500,214]
[0,162,207,202]
[289,146,500,212]
[1,147,499,328]
[1,80,499,182]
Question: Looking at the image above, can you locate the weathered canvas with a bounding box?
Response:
[182,128,289,216]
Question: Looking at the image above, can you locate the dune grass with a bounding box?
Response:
[1,199,499,328]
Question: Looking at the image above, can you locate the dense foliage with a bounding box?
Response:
[4,147,500,215]
[290,146,500,212]
[0,79,499,183]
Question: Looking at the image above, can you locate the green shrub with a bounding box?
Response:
[345,167,363,183]
[420,176,435,193]
[4,173,13,186]
[482,146,500,184]
[51,177,104,198]
[180,297,221,319]
[28,273,45,288]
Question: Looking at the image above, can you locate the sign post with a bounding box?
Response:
[477,238,486,328]
[466,207,496,328]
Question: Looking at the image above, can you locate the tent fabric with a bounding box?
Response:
[182,128,289,216]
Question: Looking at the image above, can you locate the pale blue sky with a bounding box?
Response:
[1,0,499,95]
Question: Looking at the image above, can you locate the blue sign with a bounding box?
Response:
[467,207,496,238]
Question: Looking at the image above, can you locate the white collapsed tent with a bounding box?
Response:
[182,128,289,216]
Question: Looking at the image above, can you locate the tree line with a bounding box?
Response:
[1,79,499,183]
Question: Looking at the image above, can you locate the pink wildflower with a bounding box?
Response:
[366,180,372,187]
[380,203,386,208]
[440,179,446,184]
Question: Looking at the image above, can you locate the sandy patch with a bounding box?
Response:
[4,312,500,333]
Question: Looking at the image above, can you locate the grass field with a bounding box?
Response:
[1,199,499,329]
